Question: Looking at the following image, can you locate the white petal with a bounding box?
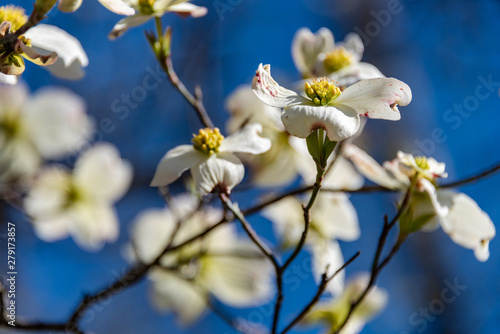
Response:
[150,145,206,187]
[25,25,89,79]
[328,62,385,88]
[262,197,304,247]
[338,33,364,62]
[281,104,360,141]
[324,156,364,190]
[68,202,119,250]
[130,208,176,264]
[310,240,345,296]
[345,273,389,328]
[97,0,135,15]
[438,190,495,262]
[150,269,207,324]
[251,146,299,187]
[203,249,273,307]
[252,64,309,108]
[220,123,271,154]
[334,78,412,120]
[73,143,133,202]
[0,73,18,85]
[312,192,360,241]
[58,0,83,12]
[109,15,152,39]
[191,152,244,195]
[23,87,94,159]
[166,3,208,17]
[24,168,72,240]
[0,139,41,181]
[291,27,334,76]
[343,144,407,189]
[225,84,283,133]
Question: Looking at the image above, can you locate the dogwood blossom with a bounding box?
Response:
[252,64,412,141]
[0,6,88,83]
[151,123,271,195]
[304,273,388,334]
[292,27,384,87]
[129,194,273,323]
[263,191,359,295]
[344,144,496,261]
[24,144,132,250]
[0,84,93,184]
[100,0,207,39]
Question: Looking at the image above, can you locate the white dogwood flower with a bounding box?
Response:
[252,64,412,141]
[291,27,334,78]
[100,0,207,39]
[344,144,496,261]
[130,194,273,323]
[0,6,88,83]
[24,144,133,250]
[0,84,93,183]
[291,27,385,87]
[304,273,388,334]
[151,124,271,195]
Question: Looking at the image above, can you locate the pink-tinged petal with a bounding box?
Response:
[19,43,57,66]
[219,123,271,154]
[97,0,135,15]
[191,152,244,195]
[252,64,309,108]
[438,190,495,262]
[150,145,207,187]
[109,15,152,39]
[282,104,360,141]
[58,0,83,12]
[343,144,408,189]
[167,3,207,17]
[334,78,412,120]
[291,27,334,76]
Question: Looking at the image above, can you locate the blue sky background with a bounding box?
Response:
[2,0,500,333]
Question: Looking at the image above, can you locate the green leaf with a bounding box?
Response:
[306,130,321,165]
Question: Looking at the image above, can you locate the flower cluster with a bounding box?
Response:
[2,3,496,334]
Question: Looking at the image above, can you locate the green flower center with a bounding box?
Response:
[138,0,156,15]
[323,47,353,73]
[0,5,28,32]
[305,77,341,106]
[192,127,224,154]
[414,156,430,170]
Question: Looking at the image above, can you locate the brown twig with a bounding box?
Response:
[280,251,361,334]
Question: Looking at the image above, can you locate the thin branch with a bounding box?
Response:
[332,180,416,334]
[152,18,214,129]
[280,251,361,334]
[219,193,279,270]
[440,161,500,189]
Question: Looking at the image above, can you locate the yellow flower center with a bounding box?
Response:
[138,0,155,14]
[414,156,430,170]
[323,47,353,73]
[0,5,28,32]
[192,127,224,154]
[305,78,341,106]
